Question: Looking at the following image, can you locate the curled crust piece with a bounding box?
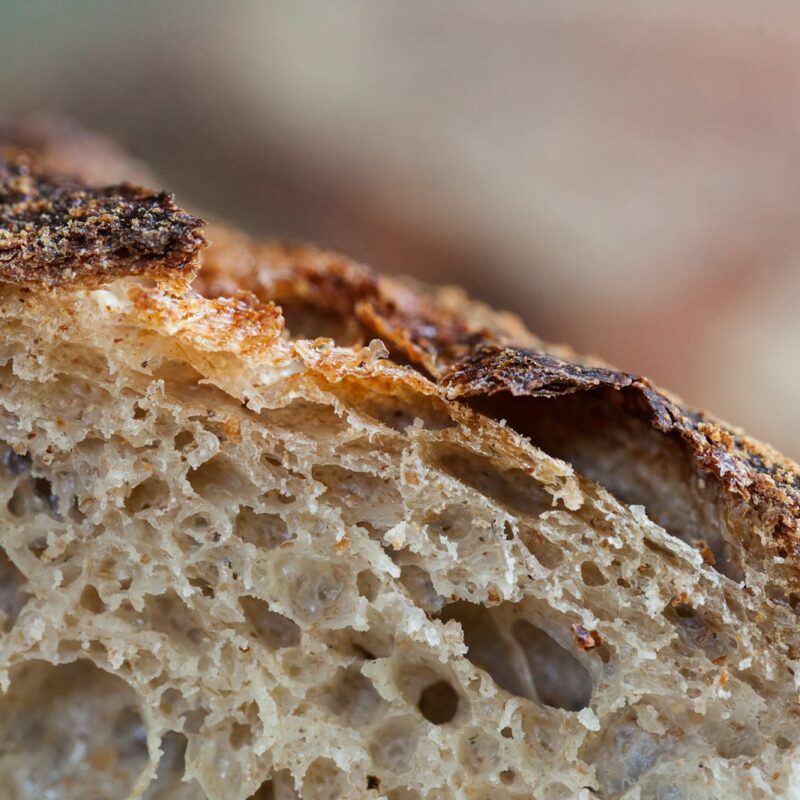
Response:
[0,147,205,288]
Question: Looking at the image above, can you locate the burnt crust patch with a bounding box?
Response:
[0,149,205,288]
[440,345,633,399]
[441,344,800,535]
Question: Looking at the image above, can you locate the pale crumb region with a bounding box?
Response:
[0,273,798,800]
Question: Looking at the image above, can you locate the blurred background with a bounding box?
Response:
[3,1,800,458]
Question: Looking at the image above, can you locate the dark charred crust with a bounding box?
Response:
[440,345,634,399]
[630,384,800,520]
[364,279,800,537]
[444,342,800,534]
[0,149,205,288]
[376,296,800,537]
[357,295,489,377]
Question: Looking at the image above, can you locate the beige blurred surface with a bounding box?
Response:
[2,1,800,457]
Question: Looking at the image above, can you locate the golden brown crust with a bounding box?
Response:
[195,235,800,546]
[0,147,205,289]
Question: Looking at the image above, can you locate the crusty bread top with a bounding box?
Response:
[5,117,800,799]
[1,116,799,569]
[195,232,800,556]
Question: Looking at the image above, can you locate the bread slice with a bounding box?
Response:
[1,119,799,800]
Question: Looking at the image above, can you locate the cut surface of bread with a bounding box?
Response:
[2,119,800,800]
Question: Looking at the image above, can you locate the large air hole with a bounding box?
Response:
[302,757,349,800]
[262,399,349,438]
[143,731,205,800]
[663,599,735,663]
[234,507,293,549]
[511,620,593,710]
[273,554,354,626]
[188,455,258,503]
[229,722,253,750]
[432,444,552,517]
[341,377,455,432]
[356,569,381,601]
[369,716,420,774]
[124,476,170,514]
[247,768,300,799]
[139,591,207,652]
[399,564,446,616]
[518,522,564,568]
[396,661,463,724]
[322,666,385,727]
[0,546,29,631]
[418,679,460,724]
[459,726,501,775]
[279,300,367,345]
[581,561,608,587]
[173,430,195,451]
[3,447,31,475]
[240,596,301,649]
[0,660,149,800]
[469,390,746,582]
[313,464,403,530]
[586,708,675,796]
[153,359,237,409]
[79,584,106,614]
[324,625,394,661]
[424,503,480,545]
[7,476,59,519]
[441,601,593,711]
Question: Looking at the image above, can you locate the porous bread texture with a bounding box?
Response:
[0,274,799,800]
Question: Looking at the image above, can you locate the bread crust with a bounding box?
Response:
[1,121,797,551]
[195,235,800,552]
[0,146,204,288]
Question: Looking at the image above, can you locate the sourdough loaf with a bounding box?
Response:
[1,118,799,800]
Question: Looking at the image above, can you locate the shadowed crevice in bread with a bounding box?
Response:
[1,118,799,800]
[196,231,800,543]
